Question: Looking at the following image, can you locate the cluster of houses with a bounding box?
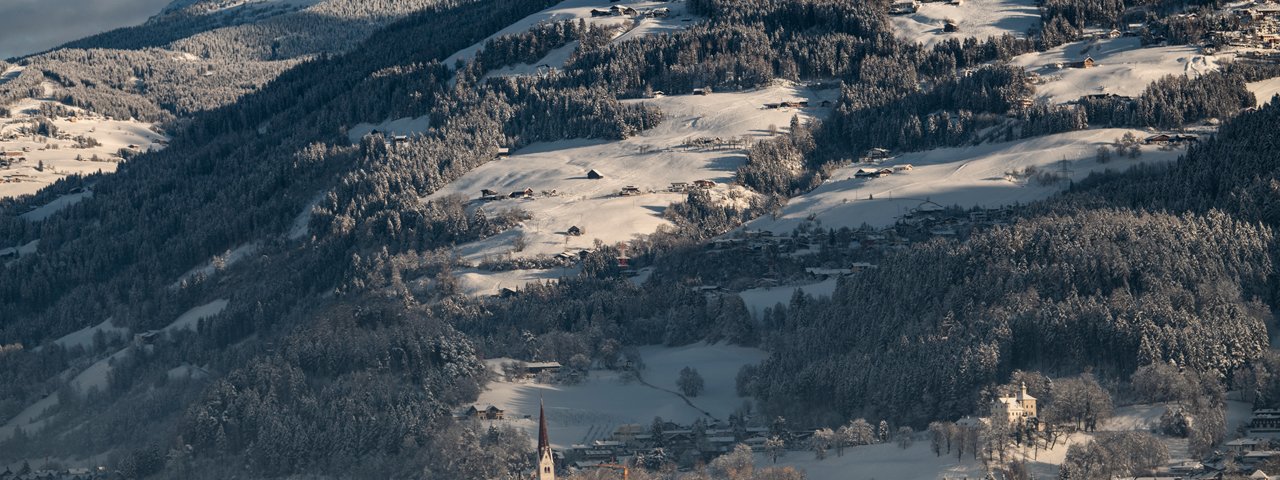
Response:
[0,467,108,480]
[1125,409,1280,479]
[564,421,781,470]
[1,151,26,168]
[589,4,670,18]
[666,179,716,193]
[888,0,964,15]
[1213,3,1280,50]
[621,179,716,196]
[853,164,913,179]
[762,100,833,109]
[1143,133,1200,146]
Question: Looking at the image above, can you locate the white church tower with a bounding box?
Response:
[536,399,556,480]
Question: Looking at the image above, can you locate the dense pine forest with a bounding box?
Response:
[2,0,1280,477]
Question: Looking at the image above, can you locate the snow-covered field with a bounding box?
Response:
[49,318,128,351]
[165,299,230,332]
[0,239,38,267]
[738,279,838,319]
[346,115,431,144]
[443,0,697,67]
[1249,76,1280,106]
[473,342,766,449]
[749,128,1183,232]
[1011,37,1223,103]
[0,87,167,199]
[19,191,93,221]
[172,243,261,288]
[0,299,229,442]
[891,0,1039,48]
[433,85,834,263]
[452,267,577,297]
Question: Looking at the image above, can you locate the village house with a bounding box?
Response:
[865,147,891,160]
[692,88,710,96]
[510,188,535,198]
[567,225,584,236]
[668,181,689,192]
[497,147,511,157]
[524,361,563,377]
[620,185,642,196]
[889,1,921,14]
[1228,438,1268,453]
[1068,56,1096,68]
[692,179,715,189]
[587,169,604,179]
[854,167,894,178]
[466,404,506,420]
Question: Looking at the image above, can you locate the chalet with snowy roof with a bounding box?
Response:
[510,188,534,198]
[889,1,920,14]
[692,88,710,96]
[692,179,716,189]
[994,382,1037,425]
[620,185,642,196]
[865,147,891,160]
[854,167,893,178]
[466,404,505,420]
[587,169,604,179]
[1068,56,1096,68]
[1229,438,1267,452]
[567,226,583,236]
[525,362,563,376]
[497,147,510,157]
[1146,132,1203,145]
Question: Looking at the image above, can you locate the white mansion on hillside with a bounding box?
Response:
[994,382,1038,425]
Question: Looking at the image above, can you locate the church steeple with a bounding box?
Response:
[537,398,555,480]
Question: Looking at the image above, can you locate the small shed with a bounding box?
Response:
[567,226,584,236]
[587,169,604,179]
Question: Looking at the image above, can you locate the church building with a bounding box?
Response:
[536,400,556,480]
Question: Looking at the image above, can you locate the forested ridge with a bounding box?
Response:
[1,0,1280,476]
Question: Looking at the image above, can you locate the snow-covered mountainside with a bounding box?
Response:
[3,0,1280,477]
